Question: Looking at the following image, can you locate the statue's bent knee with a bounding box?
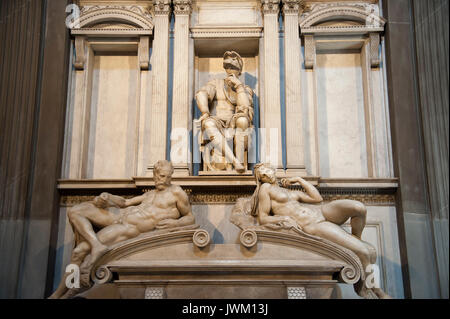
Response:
[235,117,249,130]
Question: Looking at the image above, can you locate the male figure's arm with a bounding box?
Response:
[94,192,146,209]
[226,75,252,111]
[195,80,216,116]
[156,186,195,229]
[281,177,323,204]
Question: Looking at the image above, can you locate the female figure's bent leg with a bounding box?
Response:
[321,200,367,239]
[303,221,373,270]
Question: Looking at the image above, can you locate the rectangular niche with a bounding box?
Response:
[316,51,369,178]
[193,37,261,173]
[85,53,140,179]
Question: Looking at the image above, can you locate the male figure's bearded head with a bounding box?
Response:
[153,160,174,190]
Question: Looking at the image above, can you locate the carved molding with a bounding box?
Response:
[190,27,263,39]
[299,3,386,30]
[173,0,192,15]
[261,0,280,15]
[153,0,171,15]
[71,5,154,35]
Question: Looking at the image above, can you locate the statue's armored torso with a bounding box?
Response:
[211,78,237,123]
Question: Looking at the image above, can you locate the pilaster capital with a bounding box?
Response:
[173,0,192,15]
[153,0,171,16]
[282,0,303,15]
[261,0,280,15]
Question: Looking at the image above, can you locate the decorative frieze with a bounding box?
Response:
[60,191,395,206]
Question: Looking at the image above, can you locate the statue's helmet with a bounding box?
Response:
[223,51,243,75]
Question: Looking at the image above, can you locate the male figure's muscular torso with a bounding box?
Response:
[120,186,183,232]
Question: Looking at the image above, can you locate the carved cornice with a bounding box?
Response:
[173,0,192,15]
[153,0,171,15]
[261,0,280,15]
[190,27,263,39]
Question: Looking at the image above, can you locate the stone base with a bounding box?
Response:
[284,167,308,177]
[199,170,253,176]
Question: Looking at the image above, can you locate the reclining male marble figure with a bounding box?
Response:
[195,50,254,173]
[50,160,195,299]
[231,163,391,299]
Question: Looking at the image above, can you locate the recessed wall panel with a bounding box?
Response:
[87,54,139,178]
[316,53,368,178]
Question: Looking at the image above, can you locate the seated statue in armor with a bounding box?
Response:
[50,160,195,298]
[232,163,391,299]
[195,51,254,173]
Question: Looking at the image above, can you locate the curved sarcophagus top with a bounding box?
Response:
[82,227,365,299]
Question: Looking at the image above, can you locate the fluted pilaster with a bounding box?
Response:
[282,0,305,175]
[261,0,283,170]
[170,0,192,176]
[148,0,171,170]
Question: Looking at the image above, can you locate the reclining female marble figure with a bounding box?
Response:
[195,50,254,173]
[50,160,195,299]
[232,163,391,299]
